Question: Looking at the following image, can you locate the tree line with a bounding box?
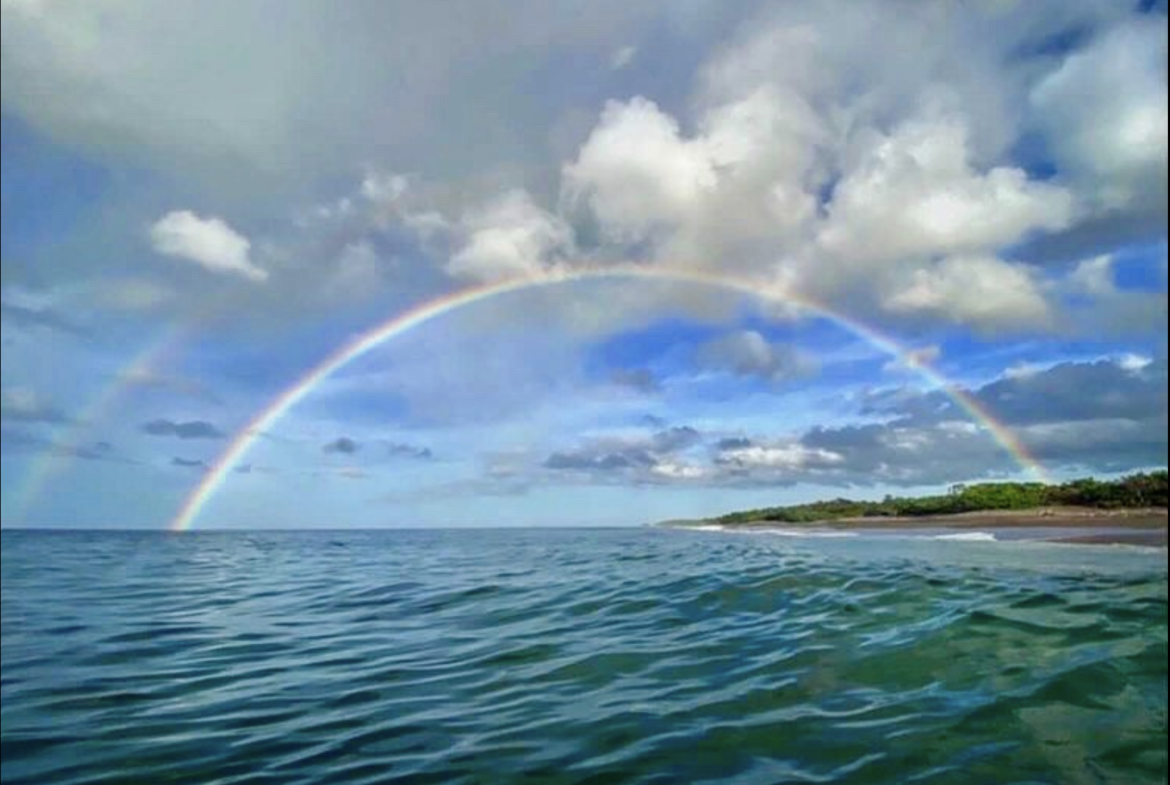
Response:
[715,470,1169,525]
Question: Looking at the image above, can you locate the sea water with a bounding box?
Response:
[2,528,1166,784]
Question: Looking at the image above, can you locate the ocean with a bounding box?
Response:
[1,528,1166,784]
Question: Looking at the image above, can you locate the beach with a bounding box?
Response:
[675,507,1169,546]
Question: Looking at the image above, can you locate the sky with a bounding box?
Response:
[1,0,1167,529]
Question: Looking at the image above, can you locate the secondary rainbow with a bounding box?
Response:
[9,325,188,523]
[170,267,1048,531]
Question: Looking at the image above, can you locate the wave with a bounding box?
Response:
[932,531,998,542]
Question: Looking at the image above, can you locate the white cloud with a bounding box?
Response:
[884,256,1052,333]
[1031,17,1168,214]
[563,97,717,244]
[717,443,844,471]
[1118,353,1154,373]
[148,211,267,282]
[649,461,708,481]
[610,45,637,70]
[816,105,1074,265]
[447,190,573,283]
[883,344,942,375]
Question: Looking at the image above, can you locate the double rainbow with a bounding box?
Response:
[168,267,1047,531]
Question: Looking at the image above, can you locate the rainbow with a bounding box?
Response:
[170,267,1047,531]
[8,326,187,524]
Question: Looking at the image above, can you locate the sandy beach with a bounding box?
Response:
[693,507,1169,546]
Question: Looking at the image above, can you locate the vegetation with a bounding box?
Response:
[714,471,1169,526]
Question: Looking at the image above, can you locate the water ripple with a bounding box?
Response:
[2,528,1166,785]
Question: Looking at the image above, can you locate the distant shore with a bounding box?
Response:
[664,507,1169,546]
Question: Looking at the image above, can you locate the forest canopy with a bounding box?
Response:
[714,471,1169,525]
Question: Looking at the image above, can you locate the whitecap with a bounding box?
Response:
[933,531,998,542]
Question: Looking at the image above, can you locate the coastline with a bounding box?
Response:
[665,507,1169,547]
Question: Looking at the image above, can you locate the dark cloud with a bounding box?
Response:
[542,424,702,477]
[795,358,1170,484]
[695,331,818,383]
[715,436,753,451]
[0,398,71,425]
[651,426,701,453]
[171,457,208,469]
[386,442,433,460]
[2,428,138,465]
[864,360,1167,428]
[323,436,360,454]
[610,368,661,393]
[539,358,1168,488]
[142,419,225,439]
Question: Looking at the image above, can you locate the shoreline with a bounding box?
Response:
[668,507,1169,547]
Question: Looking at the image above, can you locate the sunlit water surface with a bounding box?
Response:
[2,528,1166,785]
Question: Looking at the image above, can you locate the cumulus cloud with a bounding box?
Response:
[447,190,573,282]
[564,97,718,244]
[149,211,267,282]
[884,256,1054,334]
[817,108,1074,267]
[141,419,225,439]
[695,330,818,382]
[1059,254,1168,336]
[1031,17,1168,217]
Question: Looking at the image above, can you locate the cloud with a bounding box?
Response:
[1031,17,1168,219]
[883,345,941,375]
[323,436,360,455]
[695,330,818,382]
[149,211,267,282]
[0,299,85,337]
[535,357,1167,489]
[715,442,845,473]
[385,442,433,461]
[141,419,225,439]
[171,457,208,469]
[816,106,1074,267]
[564,97,719,244]
[447,190,573,283]
[541,423,703,481]
[0,387,70,424]
[609,368,661,394]
[650,426,702,453]
[884,256,1054,334]
[1059,254,1168,336]
[610,45,637,70]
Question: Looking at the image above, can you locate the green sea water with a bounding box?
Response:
[1,528,1166,784]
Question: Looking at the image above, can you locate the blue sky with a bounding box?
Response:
[1,0,1166,529]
